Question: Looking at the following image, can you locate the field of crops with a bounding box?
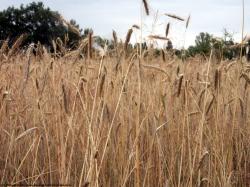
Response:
[0,41,249,186]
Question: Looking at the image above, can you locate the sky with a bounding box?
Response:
[0,0,249,48]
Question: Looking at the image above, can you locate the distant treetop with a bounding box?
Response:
[0,1,82,48]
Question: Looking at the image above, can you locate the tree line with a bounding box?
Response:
[0,2,245,60]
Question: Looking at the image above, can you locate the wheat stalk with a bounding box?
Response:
[132,25,140,30]
[148,35,169,40]
[8,34,27,57]
[112,30,118,46]
[165,13,185,21]
[214,69,220,90]
[186,14,191,29]
[142,0,150,15]
[15,127,38,141]
[62,83,69,114]
[161,50,166,62]
[0,38,9,55]
[177,75,184,97]
[124,29,133,52]
[166,23,170,37]
[88,31,93,59]
[57,14,81,36]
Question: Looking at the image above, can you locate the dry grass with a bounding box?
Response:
[0,44,249,186]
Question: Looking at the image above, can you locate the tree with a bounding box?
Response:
[186,32,214,58]
[221,29,235,60]
[0,2,81,48]
[222,28,234,45]
[194,32,212,56]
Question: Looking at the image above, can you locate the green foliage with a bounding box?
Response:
[187,46,198,57]
[194,32,212,56]
[187,30,237,60]
[221,29,235,60]
[186,32,212,58]
[0,2,81,48]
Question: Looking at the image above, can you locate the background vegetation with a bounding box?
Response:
[0,2,243,59]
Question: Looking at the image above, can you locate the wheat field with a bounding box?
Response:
[0,39,249,187]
